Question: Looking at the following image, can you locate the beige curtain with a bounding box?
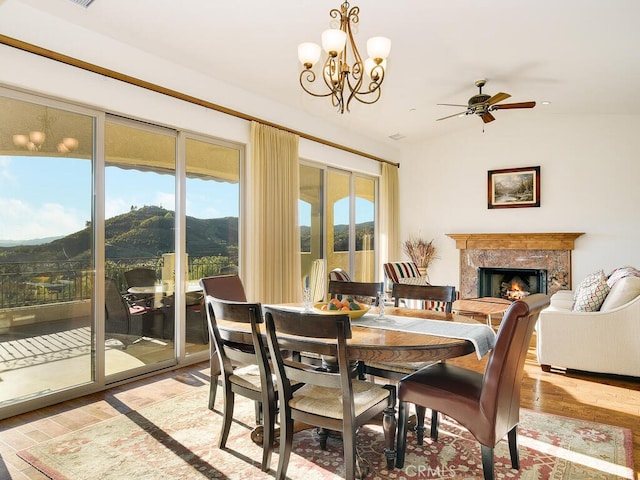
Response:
[379,162,400,273]
[246,121,302,303]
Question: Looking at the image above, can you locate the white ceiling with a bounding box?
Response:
[5,0,640,148]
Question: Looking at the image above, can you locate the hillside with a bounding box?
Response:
[0,206,238,263]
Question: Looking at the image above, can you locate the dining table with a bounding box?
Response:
[214,304,497,470]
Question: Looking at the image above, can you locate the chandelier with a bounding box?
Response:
[12,109,79,153]
[298,1,391,114]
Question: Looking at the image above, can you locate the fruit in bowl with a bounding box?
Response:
[314,297,371,320]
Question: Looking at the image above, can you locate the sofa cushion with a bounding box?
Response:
[573,270,610,312]
[600,275,640,311]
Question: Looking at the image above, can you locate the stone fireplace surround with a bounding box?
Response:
[447,233,585,299]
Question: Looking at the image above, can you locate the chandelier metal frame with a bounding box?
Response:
[298,2,390,114]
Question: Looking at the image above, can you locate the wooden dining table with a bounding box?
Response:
[214,304,491,470]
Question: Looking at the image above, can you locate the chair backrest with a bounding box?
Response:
[263,306,354,419]
[205,295,270,385]
[306,259,325,303]
[124,267,157,288]
[383,261,421,284]
[328,268,352,282]
[480,293,550,437]
[200,275,248,302]
[391,284,457,312]
[328,280,382,305]
[104,276,130,334]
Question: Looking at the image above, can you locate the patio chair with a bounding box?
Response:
[396,294,550,480]
[263,305,397,480]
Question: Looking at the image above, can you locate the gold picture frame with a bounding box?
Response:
[488,166,540,209]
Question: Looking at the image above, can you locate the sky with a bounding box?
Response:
[0,155,239,242]
[1,155,372,242]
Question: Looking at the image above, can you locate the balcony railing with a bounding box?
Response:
[0,256,237,309]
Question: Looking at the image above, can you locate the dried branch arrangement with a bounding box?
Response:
[402,236,438,269]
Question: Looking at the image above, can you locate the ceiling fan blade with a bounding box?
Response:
[437,103,468,107]
[492,101,537,110]
[436,111,467,121]
[481,112,496,123]
[487,92,511,105]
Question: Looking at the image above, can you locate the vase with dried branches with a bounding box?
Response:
[402,236,438,278]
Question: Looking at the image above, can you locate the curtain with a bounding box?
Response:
[246,121,302,303]
[379,162,400,272]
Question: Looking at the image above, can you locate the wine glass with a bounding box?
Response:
[303,287,312,312]
[376,291,387,320]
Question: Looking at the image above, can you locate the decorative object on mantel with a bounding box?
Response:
[297,1,391,113]
[402,235,437,278]
[488,166,540,209]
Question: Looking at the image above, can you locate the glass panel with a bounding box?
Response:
[299,165,323,287]
[104,121,176,376]
[184,137,240,356]
[354,176,375,281]
[327,170,350,277]
[0,96,94,407]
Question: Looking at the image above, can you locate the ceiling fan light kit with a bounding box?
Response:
[437,79,536,124]
[298,1,390,113]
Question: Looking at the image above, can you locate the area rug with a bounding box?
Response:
[18,385,634,479]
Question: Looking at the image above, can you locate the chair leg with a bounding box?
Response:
[260,399,275,472]
[480,445,495,480]
[275,414,294,480]
[396,401,410,468]
[508,426,519,470]
[414,405,426,445]
[208,375,219,411]
[218,387,234,449]
[208,354,221,410]
[317,428,329,450]
[430,409,439,441]
[382,384,397,470]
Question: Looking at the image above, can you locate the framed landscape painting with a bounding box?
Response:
[488,166,540,209]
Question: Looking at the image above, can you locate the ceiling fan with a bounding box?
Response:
[437,79,536,123]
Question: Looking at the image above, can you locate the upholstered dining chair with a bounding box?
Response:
[204,295,275,472]
[396,293,550,480]
[263,306,396,480]
[199,275,248,410]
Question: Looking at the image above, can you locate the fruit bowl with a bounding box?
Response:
[313,302,371,320]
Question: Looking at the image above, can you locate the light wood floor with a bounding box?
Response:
[0,339,638,479]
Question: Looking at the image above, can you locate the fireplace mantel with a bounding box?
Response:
[448,233,584,298]
[446,233,584,251]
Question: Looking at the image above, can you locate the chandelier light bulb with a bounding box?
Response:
[13,134,28,147]
[366,36,391,61]
[62,137,79,150]
[298,42,322,68]
[321,29,347,56]
[29,130,46,146]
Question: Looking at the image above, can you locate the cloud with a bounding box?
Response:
[0,198,85,241]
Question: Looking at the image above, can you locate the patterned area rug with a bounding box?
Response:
[18,384,634,479]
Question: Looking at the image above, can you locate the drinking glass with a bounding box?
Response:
[376,291,387,320]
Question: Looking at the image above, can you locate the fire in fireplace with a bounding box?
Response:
[478,267,548,300]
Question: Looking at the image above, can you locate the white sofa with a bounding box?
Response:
[536,274,640,377]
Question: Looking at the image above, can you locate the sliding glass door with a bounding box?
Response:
[0,94,95,407]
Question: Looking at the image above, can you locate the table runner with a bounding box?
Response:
[356,313,496,359]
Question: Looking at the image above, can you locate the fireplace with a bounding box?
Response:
[478,267,548,300]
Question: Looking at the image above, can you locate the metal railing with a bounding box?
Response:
[0,255,237,309]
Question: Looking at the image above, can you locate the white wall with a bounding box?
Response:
[398,113,640,291]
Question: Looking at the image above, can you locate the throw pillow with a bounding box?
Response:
[606,266,640,288]
[573,270,610,312]
[600,275,640,311]
[399,276,431,286]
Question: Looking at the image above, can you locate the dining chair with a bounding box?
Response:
[263,305,397,480]
[124,267,157,302]
[327,280,382,305]
[396,293,550,480]
[391,283,457,312]
[199,275,248,410]
[204,295,275,472]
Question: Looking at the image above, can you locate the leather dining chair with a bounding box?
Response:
[396,293,550,480]
[263,306,396,480]
[204,295,275,472]
[199,275,248,410]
